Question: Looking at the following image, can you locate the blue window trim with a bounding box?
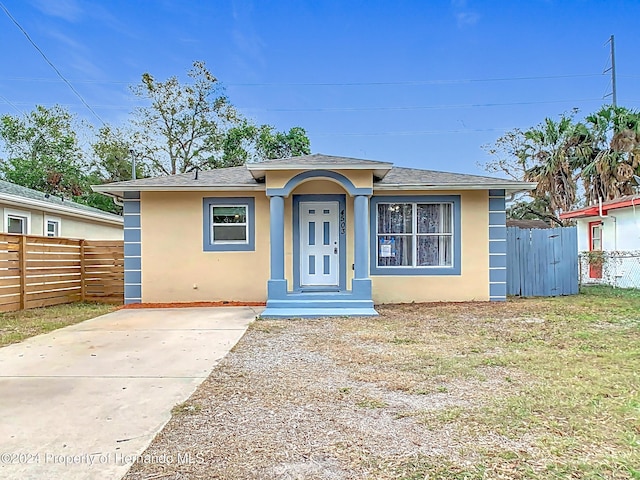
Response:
[369,195,461,276]
[292,194,347,292]
[203,197,255,252]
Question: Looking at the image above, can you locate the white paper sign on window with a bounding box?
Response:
[380,243,392,258]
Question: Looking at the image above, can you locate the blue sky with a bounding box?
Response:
[1,0,639,175]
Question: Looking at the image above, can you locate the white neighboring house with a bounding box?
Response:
[0,179,123,240]
[560,194,640,288]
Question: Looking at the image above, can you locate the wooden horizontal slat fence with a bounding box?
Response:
[0,233,123,312]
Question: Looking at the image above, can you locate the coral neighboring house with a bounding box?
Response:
[94,154,535,317]
[560,194,640,287]
[0,179,123,240]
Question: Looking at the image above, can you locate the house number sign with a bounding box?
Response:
[340,209,346,234]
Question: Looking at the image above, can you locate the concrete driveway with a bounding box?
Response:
[0,306,260,480]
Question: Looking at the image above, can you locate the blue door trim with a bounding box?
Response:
[293,194,347,292]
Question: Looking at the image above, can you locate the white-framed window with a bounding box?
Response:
[211,205,248,244]
[4,209,31,235]
[45,216,61,237]
[376,202,453,268]
[203,197,255,252]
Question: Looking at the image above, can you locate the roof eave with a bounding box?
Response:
[0,192,123,225]
[92,184,266,198]
[246,163,394,180]
[374,182,537,192]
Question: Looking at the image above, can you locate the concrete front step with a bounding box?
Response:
[260,307,378,318]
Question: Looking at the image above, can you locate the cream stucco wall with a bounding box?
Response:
[140,191,270,303]
[137,184,491,304]
[0,203,123,240]
[370,190,490,303]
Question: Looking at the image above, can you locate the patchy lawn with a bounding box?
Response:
[124,287,640,479]
[0,302,116,347]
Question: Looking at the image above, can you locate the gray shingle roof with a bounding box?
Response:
[94,154,535,194]
[0,179,122,219]
[249,153,393,168]
[376,167,530,186]
[97,166,256,189]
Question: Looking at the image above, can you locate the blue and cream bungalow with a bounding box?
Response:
[93,154,535,317]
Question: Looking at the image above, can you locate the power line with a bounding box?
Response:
[314,127,515,137]
[245,98,604,113]
[4,97,605,113]
[0,1,105,125]
[0,73,605,87]
[0,95,23,115]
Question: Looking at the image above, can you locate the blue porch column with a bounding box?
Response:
[352,194,372,297]
[267,195,287,298]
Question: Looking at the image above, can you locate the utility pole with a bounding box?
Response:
[604,35,617,106]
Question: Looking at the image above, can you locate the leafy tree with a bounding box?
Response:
[131,61,239,175]
[0,105,88,197]
[91,125,148,182]
[130,61,312,174]
[220,121,311,166]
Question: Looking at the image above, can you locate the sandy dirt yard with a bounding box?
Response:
[123,293,640,479]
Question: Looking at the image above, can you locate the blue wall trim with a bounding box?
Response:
[123,214,141,229]
[489,253,507,268]
[269,196,285,281]
[369,195,461,276]
[490,282,507,297]
[489,239,507,254]
[123,201,140,214]
[267,170,373,197]
[489,198,506,212]
[488,191,507,301]
[489,211,507,226]
[123,192,142,304]
[124,256,141,270]
[202,197,255,252]
[292,194,347,291]
[490,268,507,283]
[124,228,141,243]
[124,270,142,284]
[124,284,142,300]
[489,225,507,240]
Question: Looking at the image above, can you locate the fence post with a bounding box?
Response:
[80,239,86,302]
[19,235,27,310]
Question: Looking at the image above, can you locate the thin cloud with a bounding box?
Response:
[451,0,480,28]
[31,0,82,22]
[456,11,480,27]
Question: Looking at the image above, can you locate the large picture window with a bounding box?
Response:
[203,197,255,252]
[370,196,461,275]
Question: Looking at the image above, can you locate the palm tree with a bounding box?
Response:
[523,115,580,220]
[576,106,640,204]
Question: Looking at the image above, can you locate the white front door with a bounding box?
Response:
[300,201,339,287]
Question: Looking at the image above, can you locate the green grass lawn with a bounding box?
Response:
[0,302,117,347]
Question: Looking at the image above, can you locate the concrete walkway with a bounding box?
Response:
[0,306,259,480]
